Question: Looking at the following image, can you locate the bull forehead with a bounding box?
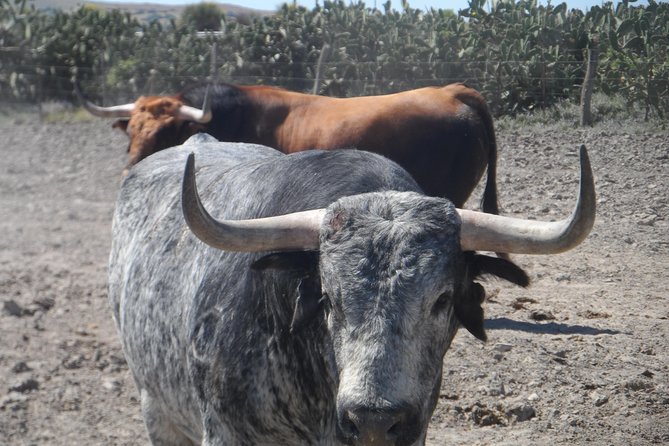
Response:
[122,96,184,160]
[133,95,183,117]
[319,192,461,322]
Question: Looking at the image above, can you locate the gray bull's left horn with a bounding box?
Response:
[74,82,135,118]
[458,145,596,254]
[177,87,212,124]
[182,153,324,252]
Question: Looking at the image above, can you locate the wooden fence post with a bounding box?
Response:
[313,43,330,95]
[209,42,218,83]
[580,42,599,126]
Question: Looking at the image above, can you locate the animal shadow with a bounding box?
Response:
[485,317,622,336]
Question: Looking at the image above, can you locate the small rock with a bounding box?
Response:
[639,346,656,356]
[527,393,540,402]
[555,274,571,282]
[102,379,120,392]
[530,310,555,321]
[33,296,55,311]
[62,354,85,370]
[75,327,90,336]
[470,403,507,426]
[638,215,657,226]
[507,403,536,422]
[494,343,513,353]
[9,377,39,393]
[553,350,568,359]
[3,299,25,317]
[590,391,609,407]
[0,392,29,411]
[487,373,506,396]
[11,361,32,374]
[59,387,81,412]
[625,377,654,391]
[582,310,611,319]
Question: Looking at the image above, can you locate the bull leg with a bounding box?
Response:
[140,389,197,446]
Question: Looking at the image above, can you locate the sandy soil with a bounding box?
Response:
[1,111,667,445]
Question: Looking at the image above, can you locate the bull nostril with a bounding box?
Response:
[338,406,411,445]
[341,410,360,440]
[387,419,402,440]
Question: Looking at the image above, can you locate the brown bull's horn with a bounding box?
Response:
[177,86,212,124]
[74,82,134,118]
[182,153,324,252]
[458,145,596,254]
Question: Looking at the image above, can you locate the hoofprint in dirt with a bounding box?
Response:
[0,113,667,445]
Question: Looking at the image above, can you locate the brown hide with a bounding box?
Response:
[238,83,493,206]
[106,83,496,210]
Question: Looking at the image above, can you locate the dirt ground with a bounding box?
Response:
[0,109,667,445]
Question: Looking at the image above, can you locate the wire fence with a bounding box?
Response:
[5,59,665,123]
[3,58,593,99]
[2,0,668,118]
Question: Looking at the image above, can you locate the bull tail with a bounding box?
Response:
[452,83,501,216]
[480,133,499,216]
[452,84,504,259]
[477,107,507,259]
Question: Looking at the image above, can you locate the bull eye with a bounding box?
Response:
[431,292,451,316]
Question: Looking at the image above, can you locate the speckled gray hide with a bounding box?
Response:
[108,134,476,446]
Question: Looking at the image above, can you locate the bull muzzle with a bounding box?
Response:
[337,403,421,446]
[181,145,595,256]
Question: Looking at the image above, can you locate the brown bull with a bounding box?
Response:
[78,82,500,214]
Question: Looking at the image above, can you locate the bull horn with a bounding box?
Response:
[458,145,596,254]
[73,81,134,118]
[177,86,212,124]
[182,153,324,252]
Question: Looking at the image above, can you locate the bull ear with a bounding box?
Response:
[290,277,323,334]
[251,251,319,272]
[454,254,528,342]
[251,252,323,333]
[112,119,129,132]
[470,254,529,287]
[454,282,487,341]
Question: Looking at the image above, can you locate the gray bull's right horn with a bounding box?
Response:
[458,145,596,254]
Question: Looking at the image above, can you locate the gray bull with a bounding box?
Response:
[109,134,595,445]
